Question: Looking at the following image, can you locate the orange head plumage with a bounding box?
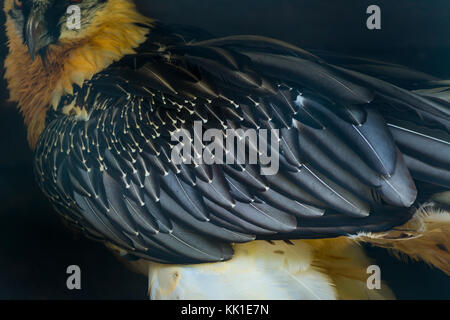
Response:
[3,0,152,148]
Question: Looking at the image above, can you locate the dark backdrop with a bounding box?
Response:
[0,0,449,299]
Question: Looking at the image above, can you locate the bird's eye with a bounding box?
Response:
[14,0,23,8]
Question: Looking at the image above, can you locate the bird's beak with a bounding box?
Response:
[24,12,53,60]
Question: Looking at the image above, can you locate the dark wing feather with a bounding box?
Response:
[35,26,450,263]
[311,50,440,88]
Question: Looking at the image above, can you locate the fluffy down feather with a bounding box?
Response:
[355,203,450,276]
[114,239,394,300]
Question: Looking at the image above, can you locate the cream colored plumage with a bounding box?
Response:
[148,240,340,300]
[356,203,450,276]
[145,238,398,300]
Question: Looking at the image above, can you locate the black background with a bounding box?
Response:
[0,0,449,299]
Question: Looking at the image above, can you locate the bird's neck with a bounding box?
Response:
[4,0,153,148]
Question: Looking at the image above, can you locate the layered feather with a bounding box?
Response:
[30,27,450,263]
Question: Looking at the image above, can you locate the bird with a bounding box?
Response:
[3,0,450,299]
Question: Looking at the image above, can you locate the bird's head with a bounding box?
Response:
[3,0,152,147]
[7,0,114,60]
